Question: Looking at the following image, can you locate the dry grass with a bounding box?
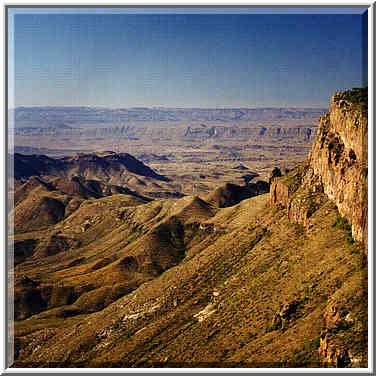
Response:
[11,188,367,367]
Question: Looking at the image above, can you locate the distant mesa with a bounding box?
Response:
[12,106,327,125]
[12,146,91,156]
[136,153,170,163]
[185,124,318,142]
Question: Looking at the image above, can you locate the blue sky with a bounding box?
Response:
[9,8,368,108]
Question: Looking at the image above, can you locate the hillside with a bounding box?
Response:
[13,151,169,183]
[11,175,150,233]
[10,88,367,368]
[11,151,182,201]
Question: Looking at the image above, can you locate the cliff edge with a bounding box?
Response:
[270,87,368,246]
[270,87,368,367]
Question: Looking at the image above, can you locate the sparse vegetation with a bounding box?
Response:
[337,87,368,111]
[11,185,367,367]
[332,216,354,245]
[288,337,321,367]
[10,88,368,368]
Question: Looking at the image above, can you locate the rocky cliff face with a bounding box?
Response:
[270,88,368,244]
[269,163,326,228]
[270,87,368,368]
[309,89,367,244]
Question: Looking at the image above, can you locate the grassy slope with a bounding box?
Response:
[12,192,367,367]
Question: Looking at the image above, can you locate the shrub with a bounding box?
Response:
[294,223,306,236]
[341,87,368,106]
[332,216,354,245]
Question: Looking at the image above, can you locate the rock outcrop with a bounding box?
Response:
[205,181,269,208]
[318,294,367,368]
[309,89,367,244]
[270,88,367,244]
[269,163,326,227]
[270,87,368,368]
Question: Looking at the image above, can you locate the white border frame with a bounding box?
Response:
[2,2,373,374]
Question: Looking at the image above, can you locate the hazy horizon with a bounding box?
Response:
[9,104,330,110]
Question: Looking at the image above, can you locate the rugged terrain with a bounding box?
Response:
[9,89,367,368]
[10,106,324,197]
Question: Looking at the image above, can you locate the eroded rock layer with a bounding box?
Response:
[271,88,368,244]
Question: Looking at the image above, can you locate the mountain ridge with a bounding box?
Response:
[10,88,368,368]
[12,151,169,183]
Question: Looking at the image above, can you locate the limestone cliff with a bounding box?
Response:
[309,89,367,244]
[270,87,368,244]
[270,87,368,368]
